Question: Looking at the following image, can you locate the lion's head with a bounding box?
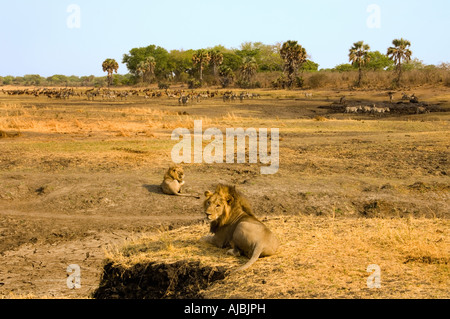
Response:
[165,165,185,182]
[203,184,255,225]
[204,184,234,222]
[202,184,279,272]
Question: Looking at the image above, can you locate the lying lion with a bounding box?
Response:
[160,165,200,198]
[203,184,279,272]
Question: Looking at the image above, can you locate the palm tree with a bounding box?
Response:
[137,56,156,83]
[192,49,211,82]
[219,65,235,88]
[240,56,258,83]
[349,41,371,86]
[209,50,224,78]
[102,58,119,87]
[280,40,307,89]
[387,38,412,85]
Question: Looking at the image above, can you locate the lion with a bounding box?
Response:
[203,184,279,272]
[160,165,200,198]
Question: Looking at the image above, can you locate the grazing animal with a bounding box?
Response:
[387,92,394,103]
[410,94,419,103]
[203,184,279,272]
[178,95,189,105]
[344,106,361,113]
[362,105,373,113]
[239,92,246,102]
[371,106,384,114]
[416,106,429,114]
[160,165,200,198]
[371,105,389,115]
[402,92,411,100]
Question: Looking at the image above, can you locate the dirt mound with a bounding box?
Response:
[93,260,226,299]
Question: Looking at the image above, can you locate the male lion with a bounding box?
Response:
[203,184,279,272]
[160,165,200,198]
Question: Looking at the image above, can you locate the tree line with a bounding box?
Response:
[2,40,449,89]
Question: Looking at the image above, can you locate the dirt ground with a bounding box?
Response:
[0,85,449,298]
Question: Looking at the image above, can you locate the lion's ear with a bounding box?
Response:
[204,190,213,198]
[225,194,234,205]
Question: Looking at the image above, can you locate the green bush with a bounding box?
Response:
[187,79,202,89]
[158,82,170,89]
[295,76,304,88]
[271,75,287,89]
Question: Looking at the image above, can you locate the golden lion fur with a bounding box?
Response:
[160,165,200,198]
[203,184,279,272]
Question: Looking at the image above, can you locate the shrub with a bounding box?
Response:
[187,79,202,89]
[158,82,170,89]
[271,75,287,89]
[295,76,304,88]
[236,80,262,89]
[308,73,329,88]
[444,75,450,87]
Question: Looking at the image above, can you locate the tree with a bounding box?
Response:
[209,50,224,78]
[47,74,68,85]
[168,49,195,82]
[136,56,156,83]
[238,42,283,72]
[102,58,119,87]
[280,40,307,89]
[333,63,356,72]
[365,51,395,71]
[387,38,412,85]
[221,52,242,71]
[240,56,258,83]
[402,57,427,71]
[192,49,211,82]
[23,74,43,86]
[218,65,235,88]
[122,45,170,81]
[2,76,13,85]
[349,41,371,86]
[300,60,319,72]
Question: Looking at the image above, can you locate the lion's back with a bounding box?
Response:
[233,214,279,257]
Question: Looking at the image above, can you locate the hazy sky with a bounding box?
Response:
[0,0,449,77]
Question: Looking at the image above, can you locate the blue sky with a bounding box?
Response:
[0,0,449,77]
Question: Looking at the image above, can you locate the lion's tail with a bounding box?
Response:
[233,245,264,273]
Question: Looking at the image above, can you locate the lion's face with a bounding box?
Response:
[168,166,184,182]
[204,190,232,221]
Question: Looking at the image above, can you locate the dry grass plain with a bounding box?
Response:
[0,85,449,299]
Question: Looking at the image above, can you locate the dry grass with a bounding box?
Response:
[0,101,224,137]
[0,88,448,299]
[104,215,449,299]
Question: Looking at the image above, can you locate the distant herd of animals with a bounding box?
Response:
[336,92,433,115]
[1,88,435,115]
[0,87,259,104]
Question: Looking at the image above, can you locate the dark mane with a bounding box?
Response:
[219,184,256,217]
[209,184,256,234]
